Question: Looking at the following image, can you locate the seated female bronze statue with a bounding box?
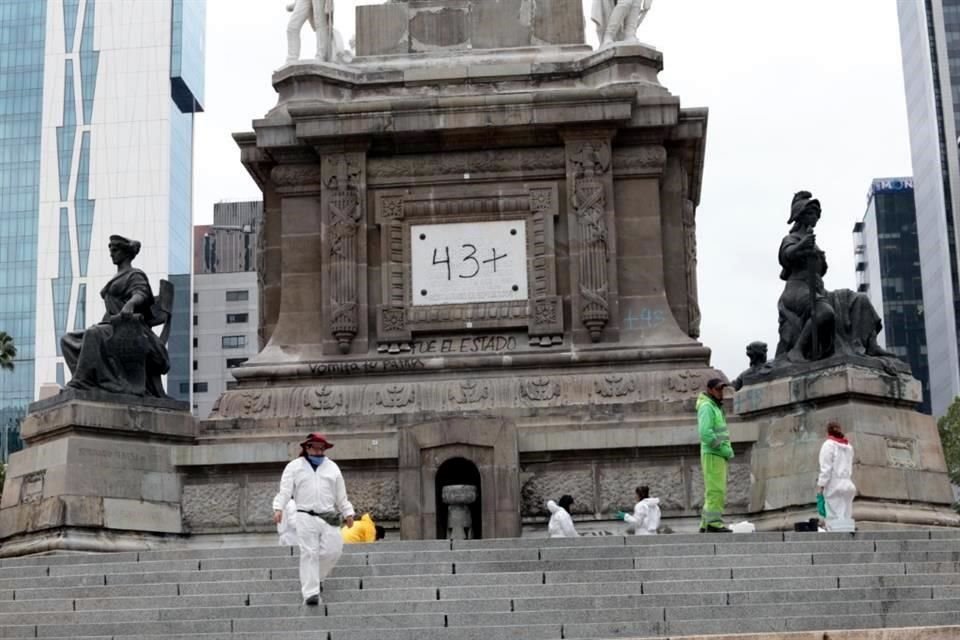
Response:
[777,192,893,363]
[61,235,172,397]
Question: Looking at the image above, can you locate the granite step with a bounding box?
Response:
[0,531,957,639]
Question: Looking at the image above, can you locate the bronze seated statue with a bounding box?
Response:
[776,191,895,363]
[61,235,174,398]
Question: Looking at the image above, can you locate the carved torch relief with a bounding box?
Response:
[568,139,613,342]
[322,153,366,354]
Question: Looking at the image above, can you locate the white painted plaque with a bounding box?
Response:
[411,220,528,306]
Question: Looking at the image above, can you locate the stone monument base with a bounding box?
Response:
[0,390,194,556]
[735,364,960,531]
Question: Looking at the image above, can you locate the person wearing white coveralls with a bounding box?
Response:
[617,485,661,535]
[817,421,857,532]
[273,433,355,605]
[546,494,578,538]
[277,499,300,547]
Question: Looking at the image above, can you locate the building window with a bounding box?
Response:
[193,337,198,348]
[226,313,249,324]
[226,381,239,390]
[193,315,198,326]
[225,290,249,302]
[193,382,208,393]
[179,382,190,394]
[222,335,246,349]
[193,292,198,303]
[226,357,247,368]
[192,360,198,371]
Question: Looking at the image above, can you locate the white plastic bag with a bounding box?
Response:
[730,520,755,534]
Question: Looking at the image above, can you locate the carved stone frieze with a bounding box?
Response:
[271,164,324,188]
[204,369,718,420]
[323,153,366,354]
[239,391,272,416]
[612,146,668,174]
[449,380,491,406]
[304,385,343,411]
[594,374,637,399]
[377,384,416,408]
[667,370,707,394]
[519,376,561,403]
[368,149,565,181]
[567,139,613,342]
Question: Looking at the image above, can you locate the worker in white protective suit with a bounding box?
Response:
[273,433,355,605]
[546,494,578,538]
[277,499,299,547]
[816,421,857,533]
[616,485,660,535]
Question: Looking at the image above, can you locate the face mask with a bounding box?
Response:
[307,455,326,465]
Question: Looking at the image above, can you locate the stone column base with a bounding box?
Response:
[735,364,960,530]
[0,390,194,556]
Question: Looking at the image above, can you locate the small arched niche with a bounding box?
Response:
[435,457,482,540]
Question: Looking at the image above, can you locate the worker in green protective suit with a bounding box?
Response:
[697,378,734,533]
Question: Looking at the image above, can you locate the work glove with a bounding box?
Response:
[614,511,627,521]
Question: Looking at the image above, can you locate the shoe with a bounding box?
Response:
[304,594,320,606]
[705,525,732,533]
[699,527,705,533]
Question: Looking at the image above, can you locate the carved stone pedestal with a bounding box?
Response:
[210,0,716,540]
[735,364,959,530]
[0,390,194,556]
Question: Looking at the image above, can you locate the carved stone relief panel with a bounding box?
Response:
[244,481,279,528]
[594,374,637,400]
[346,472,401,520]
[521,469,595,516]
[565,135,617,343]
[322,152,367,354]
[373,182,562,351]
[597,464,685,512]
[182,483,241,530]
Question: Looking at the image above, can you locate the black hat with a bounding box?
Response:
[707,378,728,390]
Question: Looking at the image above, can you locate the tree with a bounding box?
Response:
[937,398,960,494]
[0,332,15,371]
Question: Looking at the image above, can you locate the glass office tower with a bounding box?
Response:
[0,0,204,460]
[898,0,960,416]
[854,179,931,414]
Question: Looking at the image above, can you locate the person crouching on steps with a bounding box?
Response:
[617,485,661,535]
[273,433,355,605]
[546,494,578,538]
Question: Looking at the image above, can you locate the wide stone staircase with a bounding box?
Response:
[0,530,959,639]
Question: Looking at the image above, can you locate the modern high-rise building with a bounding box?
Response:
[854,178,931,414]
[897,0,960,416]
[0,0,205,458]
[192,201,261,418]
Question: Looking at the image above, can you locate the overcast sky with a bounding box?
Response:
[194,0,912,379]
